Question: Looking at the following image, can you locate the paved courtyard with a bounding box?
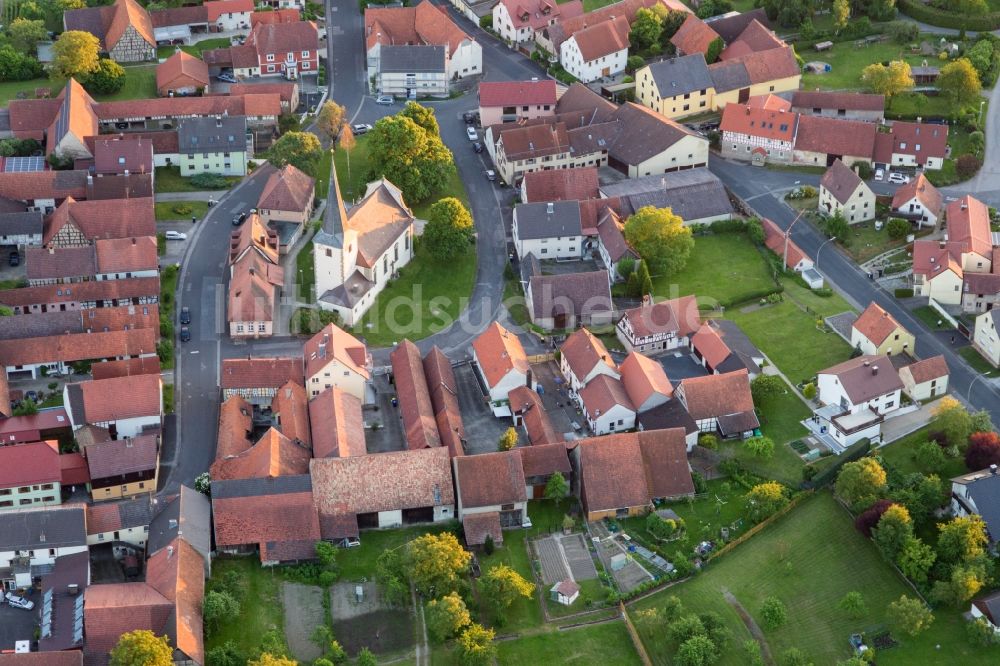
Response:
[453,362,511,453]
[282,582,325,663]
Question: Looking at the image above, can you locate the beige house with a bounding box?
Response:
[973,310,1000,367]
[899,355,949,401]
[635,54,714,121]
[819,159,875,224]
[850,302,914,357]
[913,196,994,306]
[304,323,372,402]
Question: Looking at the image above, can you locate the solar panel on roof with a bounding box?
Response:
[3,156,46,172]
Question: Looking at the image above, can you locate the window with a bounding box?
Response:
[900,142,907,149]
[302,61,310,69]
[19,499,31,505]
[17,486,29,493]
[301,50,309,58]
[258,323,266,332]
[325,248,332,257]
[267,54,274,62]
[40,484,53,491]
[267,64,275,73]
[237,323,244,333]
[915,143,921,151]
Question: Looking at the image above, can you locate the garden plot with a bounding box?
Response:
[281,582,325,663]
[329,581,415,657]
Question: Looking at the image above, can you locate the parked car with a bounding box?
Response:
[485,169,496,181]
[375,95,394,105]
[521,517,533,529]
[25,390,37,402]
[164,230,187,241]
[339,537,361,548]
[874,168,885,181]
[5,592,33,611]
[232,212,247,226]
[352,123,373,135]
[466,127,478,141]
[180,326,191,342]
[472,141,483,154]
[180,306,191,325]
[463,111,476,124]
[8,251,19,266]
[888,172,910,184]
[216,72,237,83]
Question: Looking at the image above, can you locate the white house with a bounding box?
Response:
[0,505,88,590]
[551,579,580,606]
[891,173,942,228]
[898,355,949,402]
[971,589,1000,634]
[314,175,415,326]
[85,498,153,548]
[818,159,875,224]
[559,16,629,83]
[491,0,584,46]
[616,295,701,356]
[303,323,372,402]
[596,208,639,284]
[512,200,582,261]
[950,466,1000,550]
[453,450,528,527]
[720,103,796,166]
[63,373,162,439]
[579,374,636,435]
[559,327,619,395]
[973,309,1000,368]
[850,302,915,357]
[207,0,252,31]
[815,355,903,447]
[471,322,533,415]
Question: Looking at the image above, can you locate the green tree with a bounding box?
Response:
[357,648,378,666]
[82,58,126,95]
[966,39,994,80]
[745,482,789,522]
[824,211,850,242]
[743,640,764,666]
[747,218,765,245]
[838,591,867,618]
[316,101,346,143]
[368,115,454,204]
[778,647,812,666]
[50,30,101,79]
[833,0,850,31]
[629,8,663,52]
[203,590,240,635]
[886,218,910,240]
[636,259,653,297]
[915,440,946,473]
[400,101,440,137]
[861,60,914,98]
[674,635,718,666]
[669,614,706,643]
[374,548,408,606]
[110,630,173,666]
[426,591,471,642]
[937,58,982,108]
[835,457,887,511]
[267,131,324,176]
[933,396,973,449]
[933,563,987,606]
[745,436,775,459]
[0,46,43,82]
[886,595,934,637]
[759,596,787,630]
[310,625,333,652]
[456,623,495,666]
[498,426,518,451]
[13,400,38,416]
[623,206,694,277]
[872,504,913,560]
[937,514,989,564]
[544,471,569,500]
[967,617,998,646]
[248,655,298,666]
[705,36,724,64]
[897,536,936,583]
[405,532,471,597]
[7,17,47,54]
[315,540,337,569]
[751,375,784,402]
[205,641,244,666]
[890,472,944,524]
[424,197,473,261]
[480,564,534,624]
[802,383,817,400]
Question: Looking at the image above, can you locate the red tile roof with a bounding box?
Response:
[791,90,885,112]
[87,501,124,535]
[579,373,633,416]
[220,356,304,389]
[572,15,630,62]
[671,14,720,56]
[258,163,315,214]
[91,135,155,175]
[720,18,783,59]
[853,302,905,346]
[0,440,60,487]
[620,350,672,407]
[91,357,161,381]
[902,355,948,384]
[911,239,963,280]
[0,328,157,367]
[521,166,599,203]
[69,373,161,424]
[96,93,282,122]
[463,512,503,546]
[720,102,796,142]
[85,433,159,480]
[561,327,616,382]
[873,121,948,166]
[619,294,701,340]
[60,452,90,486]
[83,583,172,663]
[205,0,253,21]
[309,387,367,458]
[518,442,571,477]
[423,346,465,457]
[747,93,791,111]
[472,322,530,388]
[480,80,558,108]
[946,195,992,261]
[106,0,155,50]
[144,536,205,665]
[819,355,903,404]
[390,339,441,451]
[212,487,321,557]
[95,236,158,274]
[47,79,99,157]
[156,50,210,93]
[44,197,155,246]
[210,427,310,481]
[251,8,301,26]
[366,0,472,53]
[216,396,253,461]
[498,0,583,31]
[794,114,876,159]
[0,277,159,311]
[820,159,864,206]
[271,380,310,446]
[303,323,370,381]
[247,20,318,57]
[454,449,527,507]
[762,217,808,270]
[509,386,563,445]
[678,369,754,420]
[0,652,82,666]
[227,251,283,324]
[891,173,942,217]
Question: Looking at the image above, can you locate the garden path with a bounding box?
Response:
[721,587,774,666]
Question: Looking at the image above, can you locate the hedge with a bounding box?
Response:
[895,288,914,298]
[801,439,871,490]
[708,491,813,563]
[898,0,1000,31]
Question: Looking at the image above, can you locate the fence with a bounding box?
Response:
[928,298,960,330]
[707,490,814,563]
[802,439,872,490]
[620,602,655,666]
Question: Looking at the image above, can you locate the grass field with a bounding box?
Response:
[631,491,1000,665]
[0,65,157,107]
[878,426,968,480]
[800,40,941,91]
[658,233,776,308]
[477,529,543,631]
[154,201,209,221]
[157,37,234,60]
[959,345,997,375]
[337,523,457,581]
[912,305,955,331]
[315,149,333,199]
[843,220,919,264]
[295,239,316,304]
[496,621,642,665]
[349,242,477,347]
[153,166,240,193]
[205,558,287,657]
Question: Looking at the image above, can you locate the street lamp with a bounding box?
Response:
[966,373,992,403]
[979,99,986,128]
[816,236,837,271]
[784,211,803,271]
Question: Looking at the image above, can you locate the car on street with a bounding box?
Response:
[180,306,191,325]
[375,95,394,105]
[216,72,237,83]
[472,141,483,154]
[463,111,479,124]
[888,172,910,184]
[466,127,478,141]
[8,251,19,266]
[164,230,188,240]
[180,326,191,342]
[5,592,33,611]
[485,169,496,181]
[874,168,884,181]
[25,390,37,402]
[352,123,373,135]
[232,212,247,226]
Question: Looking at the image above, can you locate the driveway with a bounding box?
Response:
[0,601,36,651]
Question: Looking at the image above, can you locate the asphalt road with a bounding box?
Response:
[710,155,1000,424]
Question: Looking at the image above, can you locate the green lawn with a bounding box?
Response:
[658,233,776,308]
[0,65,157,107]
[205,558,287,657]
[959,345,997,375]
[544,577,613,618]
[503,276,531,327]
[157,37,235,59]
[294,239,316,304]
[719,390,809,486]
[315,149,333,199]
[338,523,457,581]
[912,305,955,331]
[496,621,642,665]
[800,40,942,91]
[154,166,240,193]
[154,201,209,221]
[842,219,925,264]
[526,498,580,538]
[756,387,810,446]
[878,426,967,479]
[631,491,1000,665]
[349,242,477,347]
[477,529,543,632]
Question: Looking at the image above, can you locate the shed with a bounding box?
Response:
[610,552,627,571]
[550,579,580,606]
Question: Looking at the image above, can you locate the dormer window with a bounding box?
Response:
[267,54,274,62]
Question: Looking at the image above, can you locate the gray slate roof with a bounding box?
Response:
[514,200,582,240]
[646,54,714,97]
[380,45,446,73]
[0,310,83,341]
[708,60,751,93]
[147,485,211,563]
[0,505,87,551]
[177,115,247,153]
[211,474,312,499]
[0,210,42,236]
[601,168,733,223]
[959,471,1000,543]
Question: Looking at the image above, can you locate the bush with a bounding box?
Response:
[886,218,911,239]
[81,58,125,95]
[897,0,1000,31]
[190,173,231,189]
[172,204,193,216]
[957,154,983,180]
[479,15,493,29]
[0,138,42,157]
[855,161,873,180]
[895,288,914,298]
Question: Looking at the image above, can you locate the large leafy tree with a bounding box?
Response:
[480,564,534,623]
[7,18,47,55]
[399,101,440,137]
[316,101,346,143]
[937,514,989,565]
[0,45,44,82]
[623,206,694,277]
[861,60,914,99]
[405,532,471,597]
[425,591,471,642]
[82,58,126,95]
[629,8,663,52]
[456,623,495,666]
[745,482,788,522]
[886,595,933,637]
[203,590,240,636]
[544,471,569,500]
[368,115,454,204]
[110,630,172,666]
[51,30,101,79]
[937,58,982,109]
[835,457,887,511]
[898,536,936,583]
[267,131,324,177]
[832,0,850,31]
[933,396,973,448]
[423,197,473,261]
[872,504,913,560]
[248,655,298,666]
[965,431,1000,470]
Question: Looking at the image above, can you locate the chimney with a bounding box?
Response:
[863,360,870,367]
[546,202,554,214]
[68,584,79,596]
[167,545,174,558]
[168,518,178,529]
[872,365,879,375]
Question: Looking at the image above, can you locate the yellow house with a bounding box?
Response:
[819,159,875,224]
[86,433,160,502]
[850,302,915,357]
[303,323,372,401]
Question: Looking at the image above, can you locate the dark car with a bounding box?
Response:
[232,211,247,226]
[180,306,191,325]
[180,326,191,342]
[472,142,483,154]
[25,390,38,402]
[8,251,19,266]
[463,111,476,124]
